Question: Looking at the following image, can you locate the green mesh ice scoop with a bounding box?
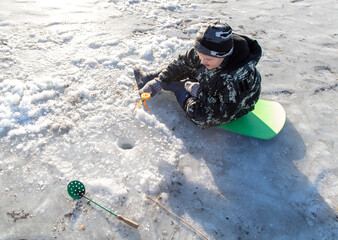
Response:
[67,180,85,199]
[67,180,139,228]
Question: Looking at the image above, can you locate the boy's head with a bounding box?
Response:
[194,21,234,59]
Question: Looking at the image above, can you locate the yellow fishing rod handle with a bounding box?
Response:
[141,92,151,100]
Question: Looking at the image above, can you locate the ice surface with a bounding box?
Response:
[0,0,337,239]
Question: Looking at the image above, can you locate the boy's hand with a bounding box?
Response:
[139,79,163,97]
[184,81,200,97]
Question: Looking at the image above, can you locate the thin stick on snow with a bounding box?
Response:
[147,194,209,240]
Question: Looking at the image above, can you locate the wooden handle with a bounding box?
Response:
[118,215,139,229]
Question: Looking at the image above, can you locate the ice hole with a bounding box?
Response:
[117,137,136,150]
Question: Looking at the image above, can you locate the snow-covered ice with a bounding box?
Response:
[0,0,337,239]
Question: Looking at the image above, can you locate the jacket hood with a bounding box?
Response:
[221,34,262,72]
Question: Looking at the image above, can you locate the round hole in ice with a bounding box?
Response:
[117,137,136,150]
[121,143,133,149]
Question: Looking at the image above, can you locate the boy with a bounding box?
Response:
[135,21,262,129]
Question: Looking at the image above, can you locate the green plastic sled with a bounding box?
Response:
[219,99,286,140]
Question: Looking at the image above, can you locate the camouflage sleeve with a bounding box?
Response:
[194,73,235,118]
[186,62,261,128]
[185,81,228,128]
[158,48,201,84]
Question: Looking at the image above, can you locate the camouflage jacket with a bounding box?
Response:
[158,34,262,128]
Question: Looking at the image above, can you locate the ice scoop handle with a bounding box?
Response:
[118,215,139,228]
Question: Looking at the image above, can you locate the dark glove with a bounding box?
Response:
[184,81,200,98]
[139,79,163,97]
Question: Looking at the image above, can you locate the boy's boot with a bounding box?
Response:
[133,67,161,90]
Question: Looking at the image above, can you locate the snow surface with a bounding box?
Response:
[0,0,337,239]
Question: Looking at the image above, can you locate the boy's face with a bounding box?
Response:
[197,52,224,70]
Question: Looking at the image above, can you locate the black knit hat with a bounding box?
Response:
[194,21,234,58]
